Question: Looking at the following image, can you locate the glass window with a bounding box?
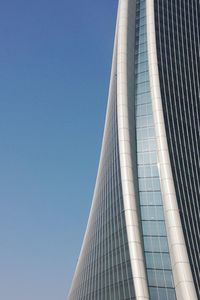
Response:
[166,289,176,300]
[138,165,151,177]
[144,237,168,252]
[152,178,160,190]
[151,165,159,176]
[139,178,154,191]
[145,252,171,269]
[139,192,162,206]
[147,139,157,151]
[141,206,164,220]
[136,61,148,73]
[149,152,157,164]
[135,52,147,64]
[136,81,150,94]
[142,221,166,236]
[137,141,143,152]
[157,288,169,300]
[136,94,149,105]
[137,153,144,164]
[149,287,159,300]
[135,42,147,54]
[136,115,148,128]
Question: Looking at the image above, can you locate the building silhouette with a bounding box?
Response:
[68,0,199,299]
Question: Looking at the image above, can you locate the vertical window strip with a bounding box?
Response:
[134,1,176,299]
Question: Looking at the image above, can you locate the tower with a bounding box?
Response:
[68,1,199,299]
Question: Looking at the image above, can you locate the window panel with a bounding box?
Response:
[142,221,166,236]
[145,252,171,269]
[144,237,168,252]
[141,206,164,220]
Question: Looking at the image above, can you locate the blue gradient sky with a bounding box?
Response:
[0,0,117,299]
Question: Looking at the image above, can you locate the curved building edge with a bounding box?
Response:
[68,1,150,299]
[67,5,120,298]
[146,1,197,300]
[117,0,149,299]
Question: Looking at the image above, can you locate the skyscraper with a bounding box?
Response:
[68,0,199,299]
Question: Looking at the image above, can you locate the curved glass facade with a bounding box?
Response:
[154,0,200,298]
[68,54,136,299]
[134,1,176,299]
[68,0,199,299]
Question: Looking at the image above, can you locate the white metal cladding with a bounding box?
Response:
[117,0,149,299]
[146,1,198,300]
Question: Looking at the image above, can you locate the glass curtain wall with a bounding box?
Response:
[68,74,135,300]
[154,0,200,297]
[134,1,176,299]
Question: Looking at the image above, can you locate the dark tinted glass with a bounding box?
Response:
[154,0,200,297]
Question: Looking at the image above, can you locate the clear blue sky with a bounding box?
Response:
[0,0,117,299]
